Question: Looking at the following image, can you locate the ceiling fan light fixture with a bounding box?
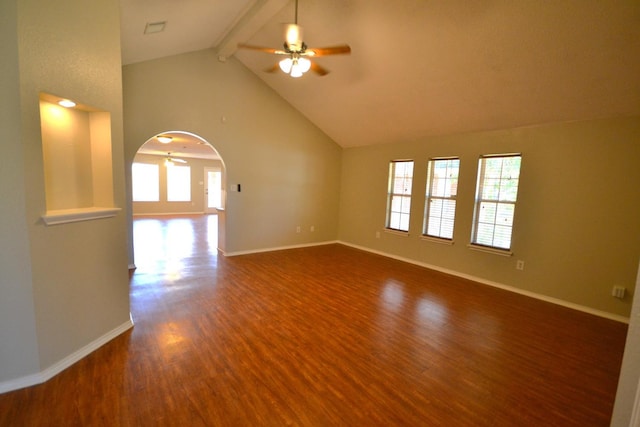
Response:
[284,24,303,51]
[165,152,187,165]
[297,57,311,73]
[238,0,350,78]
[279,57,293,73]
[280,56,311,78]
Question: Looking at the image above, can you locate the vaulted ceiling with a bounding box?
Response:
[121,0,640,149]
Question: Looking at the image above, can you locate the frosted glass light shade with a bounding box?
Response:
[279,58,293,73]
[279,57,311,78]
[298,57,311,73]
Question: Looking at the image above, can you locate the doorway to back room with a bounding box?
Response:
[130,131,226,269]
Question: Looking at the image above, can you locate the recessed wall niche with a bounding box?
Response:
[39,93,119,225]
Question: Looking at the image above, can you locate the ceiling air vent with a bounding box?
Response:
[144,21,166,35]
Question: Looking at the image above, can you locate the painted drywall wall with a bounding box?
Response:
[132,154,223,215]
[339,117,640,318]
[0,0,40,385]
[122,50,342,255]
[12,0,131,373]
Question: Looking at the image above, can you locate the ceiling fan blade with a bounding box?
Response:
[237,44,287,55]
[310,61,330,76]
[306,45,351,57]
[171,158,187,164]
[265,63,280,73]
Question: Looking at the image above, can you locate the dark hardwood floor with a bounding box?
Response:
[0,215,628,426]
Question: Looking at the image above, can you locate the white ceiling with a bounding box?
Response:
[136,132,219,161]
[121,0,640,151]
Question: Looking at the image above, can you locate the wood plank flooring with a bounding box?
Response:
[0,215,628,426]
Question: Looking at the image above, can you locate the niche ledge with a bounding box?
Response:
[42,207,121,226]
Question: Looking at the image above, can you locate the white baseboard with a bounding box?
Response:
[222,240,339,257]
[133,212,205,217]
[0,317,134,394]
[339,241,630,324]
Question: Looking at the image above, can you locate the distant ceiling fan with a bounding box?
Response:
[165,152,187,166]
[238,0,351,77]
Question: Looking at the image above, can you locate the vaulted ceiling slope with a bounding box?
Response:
[120,0,640,148]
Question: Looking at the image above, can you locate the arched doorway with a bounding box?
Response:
[130,131,226,270]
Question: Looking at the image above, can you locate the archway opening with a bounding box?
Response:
[130,131,226,272]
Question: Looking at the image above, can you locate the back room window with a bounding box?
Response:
[386,160,414,232]
[424,157,460,240]
[471,154,522,251]
[132,162,159,202]
[167,165,191,202]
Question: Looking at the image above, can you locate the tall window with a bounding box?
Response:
[424,158,459,240]
[132,163,159,202]
[386,160,414,232]
[167,165,191,202]
[471,154,522,250]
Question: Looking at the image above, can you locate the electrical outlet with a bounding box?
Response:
[376,231,381,239]
[612,286,626,299]
[516,260,525,271]
[310,225,315,232]
[296,226,301,233]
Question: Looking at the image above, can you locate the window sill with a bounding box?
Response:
[42,207,121,226]
[467,244,513,257]
[421,235,454,245]
[384,228,410,237]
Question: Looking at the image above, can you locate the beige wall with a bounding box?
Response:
[132,154,223,215]
[122,50,342,255]
[339,116,640,318]
[0,0,131,386]
[0,0,40,384]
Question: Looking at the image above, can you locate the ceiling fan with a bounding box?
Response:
[238,0,351,78]
[165,152,187,166]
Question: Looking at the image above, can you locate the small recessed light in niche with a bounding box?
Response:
[157,136,172,144]
[144,21,166,35]
[58,99,76,108]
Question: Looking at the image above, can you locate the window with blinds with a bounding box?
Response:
[471,154,522,250]
[423,158,459,240]
[386,160,414,232]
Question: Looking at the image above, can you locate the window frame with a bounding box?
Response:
[423,157,460,241]
[470,153,522,252]
[385,160,414,233]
